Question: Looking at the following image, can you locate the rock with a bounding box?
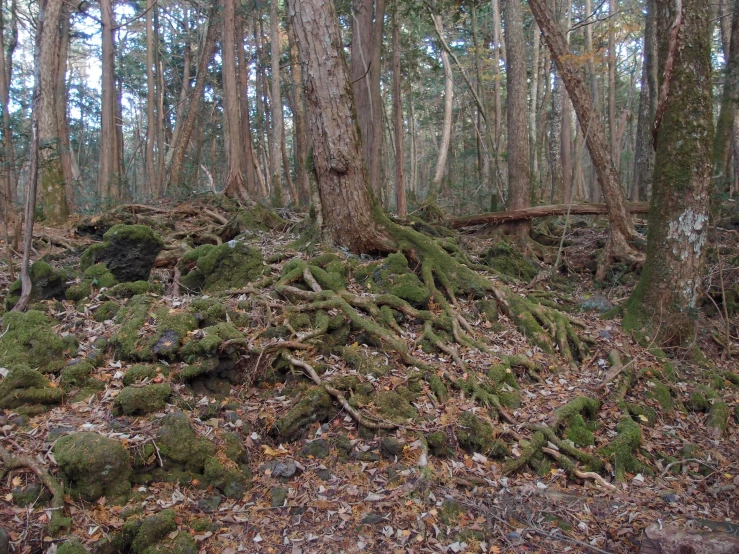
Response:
[0,366,64,414]
[60,361,95,391]
[47,425,75,441]
[178,241,267,293]
[380,437,404,459]
[155,411,215,476]
[333,435,352,455]
[203,457,249,499]
[372,390,417,423]
[65,263,118,302]
[11,482,50,507]
[361,513,385,525]
[426,431,453,458]
[579,294,615,313]
[130,509,177,553]
[661,493,679,503]
[270,486,288,508]
[0,310,75,374]
[271,387,334,442]
[57,539,91,554]
[317,469,332,481]
[5,261,69,309]
[0,528,8,554]
[271,461,298,479]
[81,224,164,283]
[54,432,132,504]
[354,451,381,462]
[123,364,167,386]
[198,495,223,513]
[300,439,330,459]
[113,384,171,416]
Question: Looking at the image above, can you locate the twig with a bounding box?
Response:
[542,447,617,490]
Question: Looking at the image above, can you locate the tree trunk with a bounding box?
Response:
[624,0,713,345]
[608,0,618,160]
[56,3,75,211]
[287,19,311,205]
[430,15,453,200]
[270,0,284,205]
[528,0,639,264]
[38,0,69,224]
[168,6,218,191]
[712,0,739,183]
[392,2,406,217]
[222,0,248,201]
[491,0,503,150]
[504,0,531,236]
[0,0,17,214]
[529,21,540,190]
[236,13,258,197]
[145,0,158,196]
[98,0,120,201]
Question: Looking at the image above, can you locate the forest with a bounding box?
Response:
[0,0,737,551]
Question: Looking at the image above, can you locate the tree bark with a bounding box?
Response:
[168,6,218,190]
[624,0,714,345]
[528,0,639,264]
[236,13,258,197]
[429,14,453,200]
[56,3,75,211]
[287,19,310,205]
[270,0,284,204]
[222,0,248,201]
[98,0,121,201]
[392,2,406,217]
[608,0,618,160]
[712,0,739,183]
[145,0,158,195]
[0,0,17,215]
[504,0,531,236]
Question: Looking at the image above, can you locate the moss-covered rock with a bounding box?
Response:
[123,364,168,386]
[130,509,177,553]
[355,253,431,308]
[203,457,250,499]
[54,432,132,504]
[341,345,391,377]
[141,533,197,554]
[190,298,229,327]
[81,224,164,283]
[456,412,508,458]
[60,361,95,391]
[553,396,601,446]
[707,400,729,437]
[483,241,539,281]
[597,417,644,481]
[0,310,75,373]
[178,241,266,293]
[5,261,69,309]
[93,300,120,322]
[108,281,163,299]
[57,539,91,554]
[272,387,334,442]
[426,431,454,458]
[114,384,171,416]
[155,411,215,477]
[0,366,63,414]
[371,390,418,423]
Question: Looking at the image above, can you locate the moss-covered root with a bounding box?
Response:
[502,431,546,475]
[528,424,604,472]
[492,287,589,364]
[706,400,729,438]
[597,417,644,481]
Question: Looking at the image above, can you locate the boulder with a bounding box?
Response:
[0,310,76,374]
[0,366,63,414]
[81,224,163,282]
[5,261,69,309]
[178,241,266,293]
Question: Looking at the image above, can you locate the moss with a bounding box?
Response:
[123,364,167,386]
[57,539,91,554]
[80,244,105,272]
[141,533,197,554]
[477,299,498,322]
[483,241,538,281]
[341,345,391,377]
[223,431,249,467]
[309,265,346,291]
[114,384,171,416]
[457,412,508,457]
[203,457,250,499]
[625,403,658,426]
[189,517,211,533]
[687,391,710,412]
[190,298,228,327]
[83,225,164,283]
[648,380,674,412]
[371,390,418,423]
[426,431,453,458]
[180,241,267,293]
[597,417,644,481]
[112,295,155,360]
[5,261,69,309]
[427,374,448,402]
[0,366,63,412]
[180,323,244,361]
[272,386,334,442]
[94,301,120,322]
[564,414,595,446]
[155,411,216,476]
[130,509,177,554]
[553,396,601,426]
[54,432,132,504]
[706,401,729,435]
[60,361,94,391]
[0,310,73,373]
[487,363,518,389]
[108,281,163,299]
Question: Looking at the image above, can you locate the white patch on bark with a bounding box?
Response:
[668,208,707,260]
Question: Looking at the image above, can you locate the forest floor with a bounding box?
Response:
[0,197,737,554]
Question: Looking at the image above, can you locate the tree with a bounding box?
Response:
[528,0,640,271]
[712,0,739,184]
[391,1,406,217]
[503,0,531,236]
[623,0,713,345]
[270,0,284,204]
[429,14,453,200]
[286,0,588,363]
[98,0,122,201]
[145,0,158,195]
[0,0,18,218]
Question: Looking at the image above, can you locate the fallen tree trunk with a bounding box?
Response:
[448,202,650,229]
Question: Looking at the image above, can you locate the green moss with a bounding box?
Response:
[0,310,73,373]
[180,241,267,293]
[60,361,94,391]
[483,241,538,281]
[80,244,105,272]
[457,412,508,458]
[706,401,729,435]
[189,517,211,533]
[93,301,120,322]
[427,374,448,402]
[309,265,345,291]
[108,281,162,298]
[439,500,462,525]
[203,457,250,499]
[597,417,644,481]
[54,432,132,504]
[554,396,601,426]
[57,539,90,554]
[341,345,390,377]
[180,323,244,360]
[155,411,216,476]
[142,533,197,554]
[0,366,64,412]
[371,390,418,423]
[114,384,171,416]
[487,363,518,389]
[190,298,228,327]
[272,386,334,441]
[625,403,658,426]
[564,414,595,446]
[130,509,177,554]
[112,295,155,360]
[426,431,453,458]
[123,364,167,386]
[5,261,69,309]
[82,225,164,283]
[648,380,674,412]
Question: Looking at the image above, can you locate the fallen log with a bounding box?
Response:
[448,202,650,229]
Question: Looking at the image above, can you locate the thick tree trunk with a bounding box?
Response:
[430,15,453,200]
[712,0,739,183]
[168,6,218,190]
[145,0,158,196]
[222,0,248,201]
[608,0,618,160]
[98,0,120,201]
[236,14,258,197]
[529,22,540,190]
[38,0,68,224]
[392,3,406,217]
[56,4,75,210]
[491,0,503,149]
[528,0,639,263]
[286,0,392,252]
[504,0,531,236]
[624,0,713,345]
[287,21,311,205]
[270,0,284,204]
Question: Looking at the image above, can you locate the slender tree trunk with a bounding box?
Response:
[0,0,17,214]
[146,0,158,195]
[287,19,310,204]
[169,6,218,190]
[98,0,120,200]
[529,21,540,190]
[392,2,406,217]
[504,0,531,236]
[561,0,572,205]
[38,0,68,223]
[550,72,564,202]
[270,0,285,205]
[584,0,600,201]
[56,3,75,210]
[236,13,258,197]
[491,0,503,149]
[222,0,248,201]
[409,85,418,200]
[608,0,618,160]
[624,0,713,345]
[713,0,739,183]
[286,0,391,251]
[528,0,639,264]
[430,15,453,200]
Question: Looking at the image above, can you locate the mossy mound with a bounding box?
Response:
[178,241,266,293]
[190,298,229,327]
[0,310,76,373]
[93,300,120,322]
[81,224,164,283]
[113,383,171,416]
[553,396,601,446]
[203,457,250,499]
[119,509,181,554]
[220,203,286,239]
[66,263,118,302]
[111,296,197,361]
[597,417,644,481]
[456,412,508,458]
[0,366,63,414]
[483,241,539,281]
[154,411,216,478]
[123,364,168,386]
[340,345,391,377]
[107,281,163,299]
[57,540,90,554]
[272,387,334,442]
[354,253,430,308]
[54,432,132,504]
[5,261,70,309]
[60,361,95,391]
[370,390,418,423]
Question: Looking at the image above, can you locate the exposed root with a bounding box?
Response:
[542,447,617,490]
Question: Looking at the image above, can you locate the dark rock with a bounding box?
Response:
[354,451,381,462]
[155,411,215,475]
[599,330,612,340]
[130,509,177,553]
[203,457,249,499]
[271,486,288,508]
[12,482,50,507]
[271,387,334,442]
[361,513,385,525]
[271,461,298,479]
[81,224,164,283]
[579,294,615,313]
[5,261,69,309]
[380,437,404,459]
[333,435,352,455]
[317,469,332,481]
[198,495,223,513]
[661,493,680,503]
[113,384,171,416]
[300,439,330,459]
